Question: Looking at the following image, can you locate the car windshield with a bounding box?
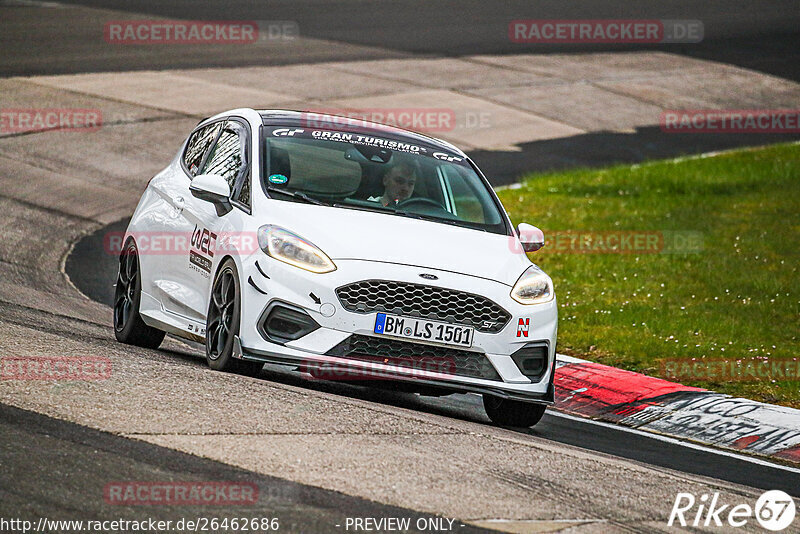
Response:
[262,128,509,234]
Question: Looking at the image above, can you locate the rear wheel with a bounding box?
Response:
[113,241,165,349]
[483,394,546,428]
[205,259,263,376]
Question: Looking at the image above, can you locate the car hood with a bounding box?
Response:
[264,202,531,286]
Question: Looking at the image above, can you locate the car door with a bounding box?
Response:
[143,120,221,321]
[167,118,252,328]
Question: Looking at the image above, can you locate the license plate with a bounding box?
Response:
[373,313,474,348]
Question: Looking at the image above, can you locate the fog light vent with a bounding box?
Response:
[259,303,320,344]
[511,343,549,382]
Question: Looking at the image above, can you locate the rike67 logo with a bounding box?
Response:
[669,490,796,531]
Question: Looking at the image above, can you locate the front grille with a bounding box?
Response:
[326,334,502,381]
[335,280,510,333]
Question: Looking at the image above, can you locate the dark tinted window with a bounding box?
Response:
[263,133,507,235]
[201,120,249,206]
[183,122,222,177]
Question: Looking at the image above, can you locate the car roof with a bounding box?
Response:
[258,109,466,157]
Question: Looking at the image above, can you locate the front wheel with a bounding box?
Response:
[483,395,547,428]
[205,259,262,376]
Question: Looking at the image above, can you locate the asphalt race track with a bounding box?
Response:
[4,0,800,81]
[4,0,799,184]
[2,1,800,532]
[1,404,492,534]
[66,218,800,497]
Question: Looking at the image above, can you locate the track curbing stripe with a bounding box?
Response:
[553,355,800,465]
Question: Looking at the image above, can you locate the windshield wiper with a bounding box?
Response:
[291,197,483,231]
[354,205,424,220]
[395,210,488,232]
[348,203,474,228]
[399,211,465,227]
[330,201,459,224]
[266,186,325,206]
[328,202,404,215]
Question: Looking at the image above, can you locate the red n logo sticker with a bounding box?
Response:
[516,318,530,337]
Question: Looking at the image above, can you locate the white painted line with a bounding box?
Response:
[472,518,604,523]
[493,183,523,192]
[555,353,589,364]
[1,0,67,6]
[493,141,800,192]
[548,409,800,474]
[656,140,800,166]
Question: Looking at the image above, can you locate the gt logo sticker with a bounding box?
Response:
[433,152,463,162]
[516,318,530,337]
[272,128,304,137]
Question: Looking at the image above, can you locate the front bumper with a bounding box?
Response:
[237,256,558,403]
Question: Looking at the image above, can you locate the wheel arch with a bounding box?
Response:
[208,253,242,312]
[211,253,241,282]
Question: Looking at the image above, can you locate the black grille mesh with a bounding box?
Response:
[326,334,501,381]
[335,280,510,333]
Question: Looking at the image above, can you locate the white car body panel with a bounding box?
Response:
[256,201,531,285]
[124,108,558,403]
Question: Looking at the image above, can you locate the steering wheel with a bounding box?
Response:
[396,197,446,211]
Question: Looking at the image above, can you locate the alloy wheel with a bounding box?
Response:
[113,245,138,332]
[207,268,236,360]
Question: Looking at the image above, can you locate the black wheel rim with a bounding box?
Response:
[207,268,236,361]
[113,245,138,332]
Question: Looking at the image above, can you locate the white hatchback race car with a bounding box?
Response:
[114,108,557,427]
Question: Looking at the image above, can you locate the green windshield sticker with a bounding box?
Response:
[268,174,288,184]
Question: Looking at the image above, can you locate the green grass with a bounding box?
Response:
[497,142,800,407]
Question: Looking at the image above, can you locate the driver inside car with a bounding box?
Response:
[368,162,417,206]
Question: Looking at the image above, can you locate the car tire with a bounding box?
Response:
[113,241,166,349]
[205,258,263,376]
[483,395,547,428]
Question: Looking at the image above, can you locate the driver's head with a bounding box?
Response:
[382,163,417,204]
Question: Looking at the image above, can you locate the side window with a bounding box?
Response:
[201,120,249,207]
[183,122,222,177]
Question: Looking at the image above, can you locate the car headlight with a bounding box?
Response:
[510,265,554,305]
[257,225,336,274]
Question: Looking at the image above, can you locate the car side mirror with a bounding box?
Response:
[190,174,232,216]
[517,223,545,252]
